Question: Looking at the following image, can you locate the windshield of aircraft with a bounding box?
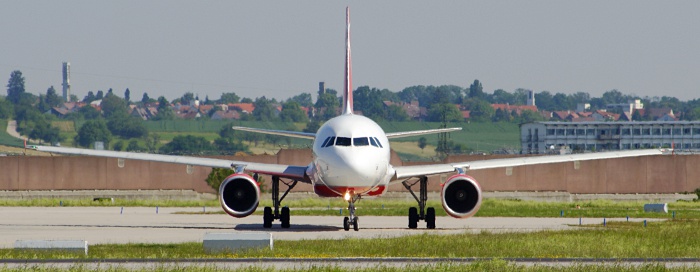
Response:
[320,136,383,148]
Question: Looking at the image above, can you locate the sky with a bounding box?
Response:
[2,1,699,103]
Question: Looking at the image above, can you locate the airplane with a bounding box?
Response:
[30,7,666,231]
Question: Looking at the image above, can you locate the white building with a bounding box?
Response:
[521,121,700,154]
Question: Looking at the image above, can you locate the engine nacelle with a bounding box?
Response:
[219,173,260,218]
[441,174,482,218]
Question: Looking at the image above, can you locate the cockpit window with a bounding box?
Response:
[335,137,351,146]
[369,137,379,147]
[373,137,383,148]
[320,137,331,147]
[353,137,369,146]
[322,136,335,147]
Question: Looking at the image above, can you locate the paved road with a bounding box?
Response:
[0,207,650,247]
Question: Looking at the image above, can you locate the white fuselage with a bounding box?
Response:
[306,114,394,197]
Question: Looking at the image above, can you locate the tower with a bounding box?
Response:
[62,62,71,102]
[527,90,535,106]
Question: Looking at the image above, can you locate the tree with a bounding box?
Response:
[78,105,101,119]
[288,93,313,108]
[141,92,151,104]
[28,118,60,144]
[145,134,160,152]
[75,119,112,148]
[219,92,240,104]
[126,139,142,151]
[107,115,148,138]
[632,110,643,121]
[279,101,308,123]
[214,137,248,154]
[418,137,427,153]
[385,104,409,121]
[468,80,485,100]
[427,103,462,122]
[462,98,494,122]
[45,86,63,108]
[159,135,215,154]
[534,91,555,111]
[95,90,104,100]
[83,91,97,103]
[113,141,125,151]
[6,70,25,104]
[252,96,278,121]
[180,92,195,105]
[489,89,515,104]
[518,110,544,123]
[101,92,128,119]
[124,88,131,103]
[153,96,175,120]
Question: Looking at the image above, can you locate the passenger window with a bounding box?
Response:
[335,137,351,146]
[369,137,379,147]
[353,137,369,146]
[373,137,383,148]
[323,136,336,147]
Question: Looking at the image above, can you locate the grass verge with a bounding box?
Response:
[3,220,700,259]
[2,198,699,220]
[0,261,686,272]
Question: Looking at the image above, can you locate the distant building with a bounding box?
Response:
[521,121,700,154]
[606,99,644,115]
[526,90,535,106]
[62,62,71,102]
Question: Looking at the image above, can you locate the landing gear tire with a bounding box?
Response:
[408,207,418,229]
[263,207,273,228]
[281,207,291,229]
[353,217,359,231]
[343,217,350,231]
[426,207,436,229]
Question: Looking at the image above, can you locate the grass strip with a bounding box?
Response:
[3,220,700,260]
[0,261,690,272]
[4,198,696,220]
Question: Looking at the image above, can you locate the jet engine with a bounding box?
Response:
[441,174,482,218]
[219,173,260,218]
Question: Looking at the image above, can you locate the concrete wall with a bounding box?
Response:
[1,150,699,194]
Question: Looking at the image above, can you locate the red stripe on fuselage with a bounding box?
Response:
[314,184,386,198]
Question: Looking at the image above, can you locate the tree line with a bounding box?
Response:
[5,69,700,154]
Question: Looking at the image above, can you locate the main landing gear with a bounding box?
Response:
[263,175,298,229]
[402,176,436,229]
[343,192,360,231]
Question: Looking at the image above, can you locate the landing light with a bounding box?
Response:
[344,192,351,201]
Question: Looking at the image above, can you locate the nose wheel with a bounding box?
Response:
[343,193,360,231]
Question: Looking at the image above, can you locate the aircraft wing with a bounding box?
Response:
[31,145,311,182]
[232,126,315,139]
[392,149,666,180]
[385,127,462,139]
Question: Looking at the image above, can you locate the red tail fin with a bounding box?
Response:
[342,6,353,115]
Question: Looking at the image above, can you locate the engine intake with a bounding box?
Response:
[441,174,482,218]
[219,173,260,218]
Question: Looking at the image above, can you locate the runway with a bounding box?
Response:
[0,206,646,247]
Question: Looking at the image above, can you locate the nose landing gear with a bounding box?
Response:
[343,192,360,231]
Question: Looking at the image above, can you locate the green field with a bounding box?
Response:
[0,119,23,147]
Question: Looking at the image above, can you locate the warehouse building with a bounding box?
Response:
[520,121,700,154]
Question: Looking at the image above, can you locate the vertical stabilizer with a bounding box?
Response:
[343,6,353,114]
